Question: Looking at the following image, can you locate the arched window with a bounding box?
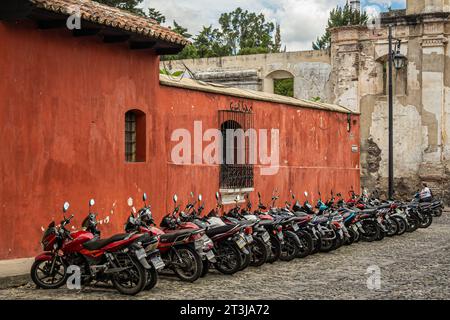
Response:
[265,70,295,97]
[219,110,254,190]
[125,109,146,162]
[221,120,243,166]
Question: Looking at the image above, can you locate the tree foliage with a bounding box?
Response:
[313,3,368,50]
[148,8,166,24]
[93,0,146,16]
[94,2,282,60]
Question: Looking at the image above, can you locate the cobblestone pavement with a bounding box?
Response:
[1,212,449,300]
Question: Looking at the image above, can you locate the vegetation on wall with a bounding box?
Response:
[313,3,368,50]
[274,78,294,98]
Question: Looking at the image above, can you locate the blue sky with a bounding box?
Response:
[142,0,406,51]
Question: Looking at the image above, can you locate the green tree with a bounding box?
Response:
[274,78,294,97]
[148,8,166,23]
[93,0,146,16]
[313,3,368,50]
[219,7,276,55]
[193,25,231,58]
[172,21,192,39]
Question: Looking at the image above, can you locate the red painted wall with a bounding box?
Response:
[0,21,360,260]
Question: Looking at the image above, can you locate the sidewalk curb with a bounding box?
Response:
[0,274,30,290]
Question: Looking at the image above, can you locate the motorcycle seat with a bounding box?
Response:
[83,234,129,251]
[159,229,197,243]
[206,224,238,238]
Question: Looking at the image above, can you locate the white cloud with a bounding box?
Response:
[142,0,406,52]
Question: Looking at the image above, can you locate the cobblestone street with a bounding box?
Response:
[1,213,449,300]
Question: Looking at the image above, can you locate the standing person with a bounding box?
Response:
[419,183,433,203]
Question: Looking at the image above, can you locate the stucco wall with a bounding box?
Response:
[0,22,360,260]
[162,51,332,101]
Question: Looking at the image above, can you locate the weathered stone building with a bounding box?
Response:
[164,0,450,201]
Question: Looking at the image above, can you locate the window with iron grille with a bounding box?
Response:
[219,110,254,189]
[125,110,146,162]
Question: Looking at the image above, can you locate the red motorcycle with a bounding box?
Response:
[31,201,151,295]
[127,194,213,283]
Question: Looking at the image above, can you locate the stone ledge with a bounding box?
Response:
[0,257,33,289]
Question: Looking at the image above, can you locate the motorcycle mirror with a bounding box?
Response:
[258,192,261,198]
[198,194,202,202]
[235,195,241,202]
[143,193,148,202]
[63,202,70,213]
[173,194,178,204]
[304,191,308,197]
[215,192,219,200]
[89,199,95,207]
[190,191,194,198]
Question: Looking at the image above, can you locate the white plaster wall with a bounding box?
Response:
[370,101,424,178]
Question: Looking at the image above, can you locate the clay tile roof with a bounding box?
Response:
[29,0,189,46]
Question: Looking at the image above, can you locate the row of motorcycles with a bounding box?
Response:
[31,189,444,295]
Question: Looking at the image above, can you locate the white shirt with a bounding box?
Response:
[420,187,432,199]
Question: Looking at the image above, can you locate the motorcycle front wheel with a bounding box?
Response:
[111,254,147,295]
[31,256,68,289]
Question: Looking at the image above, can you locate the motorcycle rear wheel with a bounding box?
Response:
[296,231,313,258]
[392,216,407,235]
[214,242,242,275]
[279,232,299,261]
[419,214,433,229]
[239,248,251,271]
[144,266,158,290]
[200,259,209,278]
[171,246,202,282]
[360,220,379,242]
[406,217,419,232]
[31,257,68,289]
[111,255,147,295]
[250,238,269,267]
[345,228,357,245]
[386,219,399,237]
[266,234,281,263]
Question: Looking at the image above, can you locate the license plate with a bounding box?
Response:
[245,234,253,243]
[292,223,299,232]
[356,222,362,228]
[277,232,284,240]
[352,225,358,232]
[150,255,165,270]
[262,232,270,243]
[136,248,146,261]
[377,217,382,223]
[236,238,246,249]
[206,250,215,261]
